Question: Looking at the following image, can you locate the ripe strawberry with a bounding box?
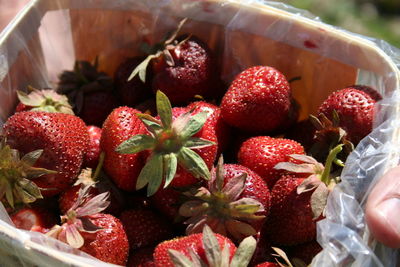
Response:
[266,146,343,245]
[11,206,58,233]
[84,125,102,168]
[114,57,153,107]
[3,111,89,197]
[120,209,173,250]
[151,187,183,220]
[47,186,129,265]
[116,91,217,196]
[15,87,74,114]
[187,101,231,156]
[59,168,125,216]
[317,85,381,144]
[220,66,294,133]
[100,106,147,191]
[130,20,220,105]
[266,176,316,246]
[0,138,56,208]
[154,225,256,267]
[150,35,219,104]
[238,136,305,189]
[179,156,269,241]
[127,247,155,267]
[58,60,117,126]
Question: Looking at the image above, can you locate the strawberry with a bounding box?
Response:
[84,125,102,168]
[130,20,220,105]
[15,87,74,114]
[187,101,231,156]
[266,146,343,245]
[114,57,153,107]
[120,209,173,250]
[238,136,305,189]
[116,91,217,196]
[58,60,117,126]
[179,156,269,241]
[154,225,256,267]
[100,106,147,191]
[59,168,125,216]
[317,85,381,144]
[285,119,316,152]
[11,206,58,233]
[127,247,155,267]
[151,187,183,220]
[47,186,129,265]
[3,111,89,197]
[220,66,293,133]
[0,137,56,208]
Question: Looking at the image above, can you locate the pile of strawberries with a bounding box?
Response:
[1,21,381,267]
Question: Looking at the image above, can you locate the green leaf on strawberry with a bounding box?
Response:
[117,90,214,196]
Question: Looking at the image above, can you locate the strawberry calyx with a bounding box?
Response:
[47,185,109,248]
[168,225,257,267]
[17,86,74,115]
[0,137,56,208]
[116,90,214,196]
[128,18,189,83]
[274,144,343,219]
[309,111,354,162]
[179,156,265,241]
[57,59,113,114]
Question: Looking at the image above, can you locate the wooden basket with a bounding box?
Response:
[0,0,399,266]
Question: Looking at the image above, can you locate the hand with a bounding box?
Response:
[366,166,400,248]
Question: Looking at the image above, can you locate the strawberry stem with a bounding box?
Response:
[320,144,343,184]
[92,152,105,181]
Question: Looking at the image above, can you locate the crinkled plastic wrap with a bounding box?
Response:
[0,0,399,266]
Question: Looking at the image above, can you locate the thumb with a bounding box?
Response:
[366,166,400,248]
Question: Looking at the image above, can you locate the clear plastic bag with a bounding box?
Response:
[0,0,399,266]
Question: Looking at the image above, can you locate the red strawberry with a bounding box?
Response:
[220,66,293,133]
[47,186,129,265]
[116,91,217,196]
[130,20,220,105]
[15,87,74,114]
[114,57,153,107]
[59,168,125,216]
[150,35,219,104]
[3,111,89,197]
[187,101,231,156]
[151,188,182,220]
[179,157,269,241]
[100,106,147,191]
[120,209,173,250]
[11,206,58,233]
[266,175,317,245]
[84,125,102,168]
[266,145,343,246]
[154,225,256,267]
[238,136,305,189]
[0,138,57,208]
[317,85,380,144]
[127,247,155,267]
[58,60,117,126]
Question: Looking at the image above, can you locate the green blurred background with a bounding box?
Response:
[282,0,400,48]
